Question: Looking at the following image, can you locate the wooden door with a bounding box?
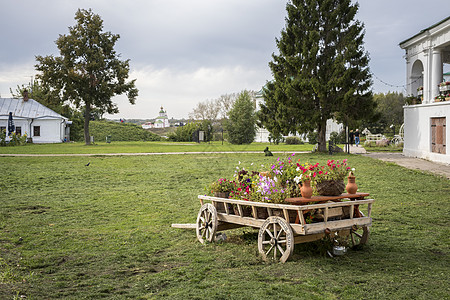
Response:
[431,117,446,154]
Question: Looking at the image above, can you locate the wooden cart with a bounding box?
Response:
[195,193,374,263]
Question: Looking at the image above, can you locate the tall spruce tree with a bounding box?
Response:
[35,9,138,145]
[259,0,376,152]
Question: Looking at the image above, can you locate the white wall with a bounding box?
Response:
[404,101,450,164]
[31,119,64,143]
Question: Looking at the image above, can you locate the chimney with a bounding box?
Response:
[23,89,29,101]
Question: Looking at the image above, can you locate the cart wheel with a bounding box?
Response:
[196,203,218,244]
[258,216,294,263]
[350,225,369,248]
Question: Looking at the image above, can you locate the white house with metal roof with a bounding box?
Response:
[399,16,450,164]
[0,97,71,143]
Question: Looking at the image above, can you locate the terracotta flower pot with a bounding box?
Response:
[300,180,313,198]
[346,173,358,194]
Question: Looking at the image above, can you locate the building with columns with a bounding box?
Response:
[399,16,450,164]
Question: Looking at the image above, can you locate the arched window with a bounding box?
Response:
[411,59,424,96]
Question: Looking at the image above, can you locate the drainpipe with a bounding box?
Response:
[61,119,66,142]
[29,118,34,143]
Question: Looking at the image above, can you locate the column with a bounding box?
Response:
[431,48,443,102]
[423,50,431,103]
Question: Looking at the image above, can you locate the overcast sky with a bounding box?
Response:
[0,0,449,119]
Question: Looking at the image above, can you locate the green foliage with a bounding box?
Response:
[167,120,212,142]
[10,80,72,117]
[259,0,376,152]
[225,90,257,144]
[307,131,318,145]
[35,8,138,145]
[373,92,405,130]
[69,111,85,142]
[285,136,304,145]
[0,131,28,147]
[89,120,160,142]
[330,130,346,144]
[208,178,236,193]
[268,132,284,145]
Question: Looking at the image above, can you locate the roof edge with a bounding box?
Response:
[399,16,450,47]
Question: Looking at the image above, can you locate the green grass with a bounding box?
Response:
[0,141,313,155]
[0,152,449,299]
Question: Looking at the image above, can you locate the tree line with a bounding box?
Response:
[11,2,406,148]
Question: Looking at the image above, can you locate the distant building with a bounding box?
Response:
[142,106,171,129]
[0,97,71,143]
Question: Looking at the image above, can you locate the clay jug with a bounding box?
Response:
[300,180,313,198]
[346,172,358,194]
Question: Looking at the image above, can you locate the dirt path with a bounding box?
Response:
[362,152,450,179]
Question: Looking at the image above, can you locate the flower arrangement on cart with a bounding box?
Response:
[185,153,374,262]
[207,153,356,204]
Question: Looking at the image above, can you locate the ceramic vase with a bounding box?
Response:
[300,180,313,198]
[346,173,358,194]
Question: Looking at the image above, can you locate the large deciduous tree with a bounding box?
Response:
[225,90,256,144]
[35,8,138,145]
[373,92,404,129]
[259,0,376,152]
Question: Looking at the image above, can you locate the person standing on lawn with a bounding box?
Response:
[354,129,360,146]
[349,130,354,145]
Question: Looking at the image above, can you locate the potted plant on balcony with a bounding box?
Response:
[435,94,446,102]
[405,95,420,105]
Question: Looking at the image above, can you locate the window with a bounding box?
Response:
[16,127,21,136]
[431,117,446,154]
[33,126,41,137]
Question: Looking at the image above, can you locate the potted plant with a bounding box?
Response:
[435,94,446,102]
[208,178,235,198]
[313,159,351,196]
[405,95,420,105]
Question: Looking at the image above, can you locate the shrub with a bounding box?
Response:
[307,131,318,144]
[285,136,304,145]
[89,120,161,142]
[329,130,346,144]
[167,120,213,142]
[268,132,284,145]
[0,130,28,146]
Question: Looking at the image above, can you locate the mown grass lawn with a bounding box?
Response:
[0,141,313,155]
[0,151,449,299]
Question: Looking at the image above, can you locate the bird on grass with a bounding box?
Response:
[264,147,273,156]
[85,162,90,166]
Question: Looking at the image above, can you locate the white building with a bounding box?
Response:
[400,16,450,164]
[0,97,71,143]
[142,106,170,129]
